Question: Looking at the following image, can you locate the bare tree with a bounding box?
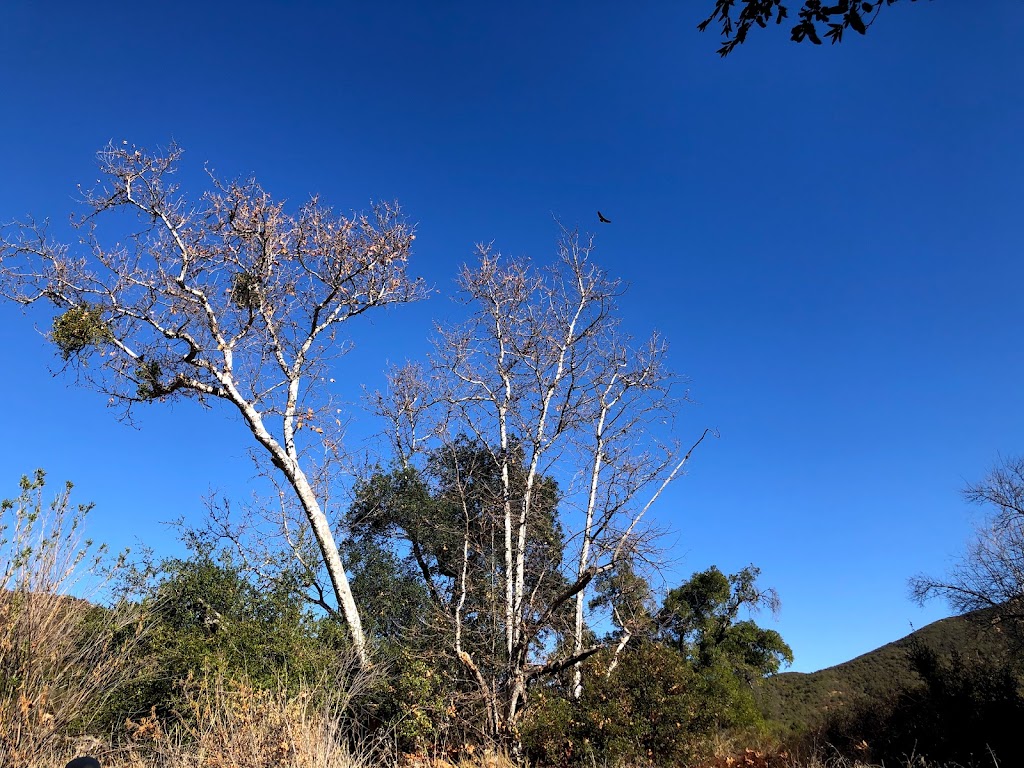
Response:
[373,228,712,747]
[0,143,428,663]
[911,455,1024,628]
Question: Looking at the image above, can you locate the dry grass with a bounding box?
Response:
[0,470,383,768]
[109,672,377,768]
[785,758,999,768]
[5,667,387,768]
[695,728,1003,768]
[0,471,148,767]
[697,743,1001,768]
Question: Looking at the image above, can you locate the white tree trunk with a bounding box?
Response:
[232,387,368,664]
[291,468,367,664]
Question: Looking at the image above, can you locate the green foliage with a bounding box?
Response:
[51,305,111,360]
[155,559,320,679]
[590,558,657,638]
[346,535,432,641]
[758,604,1017,737]
[661,566,792,674]
[719,619,792,679]
[815,639,1024,765]
[523,564,793,766]
[658,566,792,731]
[107,532,461,753]
[134,359,165,400]
[364,647,455,753]
[594,564,777,736]
[347,436,570,656]
[521,641,713,768]
[1,472,798,766]
[2,469,806,765]
[110,545,348,728]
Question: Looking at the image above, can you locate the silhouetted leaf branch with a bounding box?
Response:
[699,0,926,56]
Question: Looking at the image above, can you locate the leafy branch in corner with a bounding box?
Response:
[699,0,926,57]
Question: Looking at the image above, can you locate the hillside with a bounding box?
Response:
[756,606,1015,735]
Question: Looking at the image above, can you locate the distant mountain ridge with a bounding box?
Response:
[756,605,1015,735]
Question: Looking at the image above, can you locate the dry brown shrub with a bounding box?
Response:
[121,671,378,768]
[700,747,793,768]
[0,471,148,767]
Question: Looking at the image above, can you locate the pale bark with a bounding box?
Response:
[0,143,427,665]
[383,227,709,745]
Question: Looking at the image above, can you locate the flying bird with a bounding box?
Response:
[597,211,611,224]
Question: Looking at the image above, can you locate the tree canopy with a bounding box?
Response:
[0,143,429,663]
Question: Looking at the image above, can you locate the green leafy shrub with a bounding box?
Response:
[522,641,715,768]
[362,646,455,753]
[108,547,352,730]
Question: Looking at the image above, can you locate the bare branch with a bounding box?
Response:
[381,226,707,742]
[0,143,429,663]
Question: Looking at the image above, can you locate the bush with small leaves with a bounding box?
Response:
[51,306,111,360]
[522,641,714,768]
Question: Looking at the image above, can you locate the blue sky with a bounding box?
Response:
[1,1,1022,674]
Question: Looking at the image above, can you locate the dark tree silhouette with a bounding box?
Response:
[700,0,927,57]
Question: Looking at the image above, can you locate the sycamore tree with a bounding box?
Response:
[346,435,574,740]
[372,229,712,746]
[0,143,428,664]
